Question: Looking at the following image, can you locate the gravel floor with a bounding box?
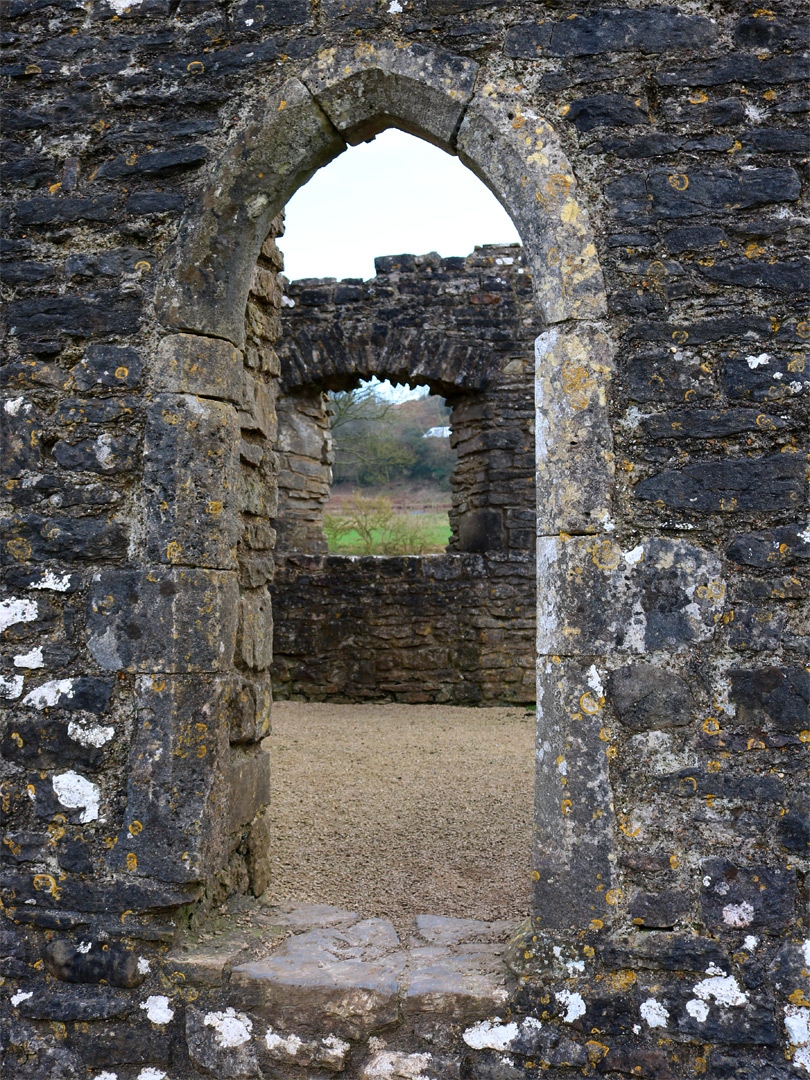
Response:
[263,702,534,927]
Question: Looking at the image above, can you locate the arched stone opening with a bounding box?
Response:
[147,40,616,931]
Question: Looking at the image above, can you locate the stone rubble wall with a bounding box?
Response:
[0,2,808,1078]
[272,552,536,704]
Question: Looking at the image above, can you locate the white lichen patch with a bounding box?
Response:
[692,968,747,1007]
[624,544,644,566]
[68,720,115,748]
[743,935,758,952]
[462,1018,518,1050]
[29,570,72,591]
[14,646,44,669]
[388,0,403,11]
[137,957,151,974]
[686,998,709,1022]
[109,0,143,13]
[746,353,770,368]
[11,990,33,1006]
[204,1008,252,1047]
[640,997,669,1028]
[722,900,755,928]
[265,1027,303,1056]
[23,678,75,709]
[785,1005,810,1047]
[4,395,26,415]
[137,1070,167,1080]
[0,597,38,632]
[363,1050,433,1079]
[93,433,115,469]
[140,996,174,1025]
[557,988,586,1022]
[0,674,25,699]
[586,663,604,697]
[52,771,101,823]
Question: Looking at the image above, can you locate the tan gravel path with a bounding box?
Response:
[263,702,534,928]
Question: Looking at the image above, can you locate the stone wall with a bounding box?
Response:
[271,246,537,704]
[1,3,809,1077]
[272,552,536,704]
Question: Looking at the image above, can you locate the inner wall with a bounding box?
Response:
[270,245,539,705]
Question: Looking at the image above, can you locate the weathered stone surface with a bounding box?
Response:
[701,860,797,932]
[608,664,695,730]
[535,323,615,533]
[302,41,478,148]
[634,454,806,514]
[505,10,717,57]
[107,675,231,883]
[87,568,239,672]
[144,393,241,569]
[534,657,617,929]
[727,525,810,568]
[457,84,607,324]
[43,939,146,988]
[154,333,245,403]
[69,344,143,389]
[537,536,724,654]
[187,1006,260,1078]
[230,944,403,1039]
[237,588,273,670]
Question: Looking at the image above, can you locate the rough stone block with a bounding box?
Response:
[154,333,244,403]
[230,954,402,1040]
[87,568,238,672]
[228,674,272,744]
[227,746,271,833]
[537,536,725,655]
[534,657,617,930]
[505,10,717,58]
[107,675,231,884]
[144,393,241,569]
[701,860,797,932]
[238,589,273,670]
[608,663,695,730]
[635,452,807,514]
[301,41,478,148]
[186,1006,260,1078]
[535,324,615,533]
[458,84,607,324]
[43,939,146,988]
[69,344,143,389]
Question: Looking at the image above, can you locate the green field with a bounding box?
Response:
[326,510,452,555]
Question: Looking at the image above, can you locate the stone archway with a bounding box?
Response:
[151,41,618,931]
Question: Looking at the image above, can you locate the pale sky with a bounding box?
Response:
[281,128,521,282]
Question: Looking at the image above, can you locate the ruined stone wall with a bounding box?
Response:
[272,552,536,704]
[275,245,538,555]
[271,246,537,704]
[1,3,809,1078]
